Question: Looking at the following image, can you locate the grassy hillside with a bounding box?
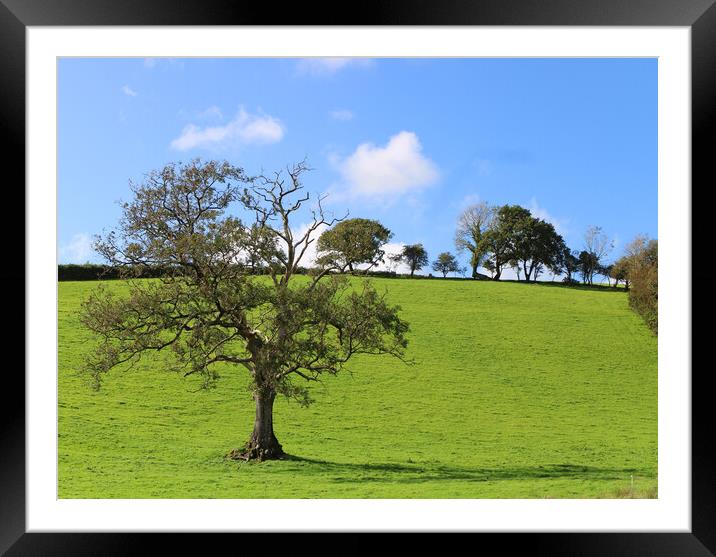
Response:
[58,278,657,498]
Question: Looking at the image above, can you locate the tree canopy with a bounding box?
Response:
[508,215,563,282]
[610,256,630,288]
[555,245,580,283]
[432,252,460,277]
[81,159,409,461]
[481,205,532,281]
[394,243,429,277]
[316,217,393,274]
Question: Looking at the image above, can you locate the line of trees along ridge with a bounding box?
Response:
[60,203,637,289]
[66,160,657,340]
[453,201,613,285]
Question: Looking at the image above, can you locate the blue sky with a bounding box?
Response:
[58,57,657,276]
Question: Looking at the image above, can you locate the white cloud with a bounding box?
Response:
[330,109,354,121]
[528,198,569,236]
[121,85,138,97]
[334,131,439,201]
[170,108,284,151]
[296,58,374,76]
[59,234,94,264]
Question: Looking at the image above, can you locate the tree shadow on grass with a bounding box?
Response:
[280,455,645,485]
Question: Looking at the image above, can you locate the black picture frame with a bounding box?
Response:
[3,0,712,554]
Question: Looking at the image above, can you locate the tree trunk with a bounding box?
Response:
[228,388,284,461]
[470,256,479,279]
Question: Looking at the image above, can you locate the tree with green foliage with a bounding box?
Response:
[611,256,631,289]
[556,246,581,284]
[432,251,460,277]
[578,250,599,284]
[454,202,495,278]
[483,259,496,279]
[510,216,564,282]
[622,236,658,333]
[393,243,429,277]
[316,217,393,274]
[80,159,409,461]
[546,237,567,281]
[244,221,278,275]
[482,205,531,280]
[599,263,614,286]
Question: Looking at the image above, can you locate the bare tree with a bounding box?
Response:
[624,234,652,259]
[583,226,614,284]
[81,159,409,461]
[454,202,495,278]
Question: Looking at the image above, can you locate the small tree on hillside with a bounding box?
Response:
[432,252,460,278]
[599,263,614,286]
[454,202,495,278]
[81,159,409,461]
[316,217,392,274]
[557,247,581,283]
[482,205,532,280]
[393,243,429,277]
[510,216,564,282]
[582,225,613,284]
[546,238,568,281]
[578,250,599,284]
[611,256,631,289]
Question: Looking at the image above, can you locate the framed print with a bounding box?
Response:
[4,0,713,553]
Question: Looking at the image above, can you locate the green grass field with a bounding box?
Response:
[58,278,657,498]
